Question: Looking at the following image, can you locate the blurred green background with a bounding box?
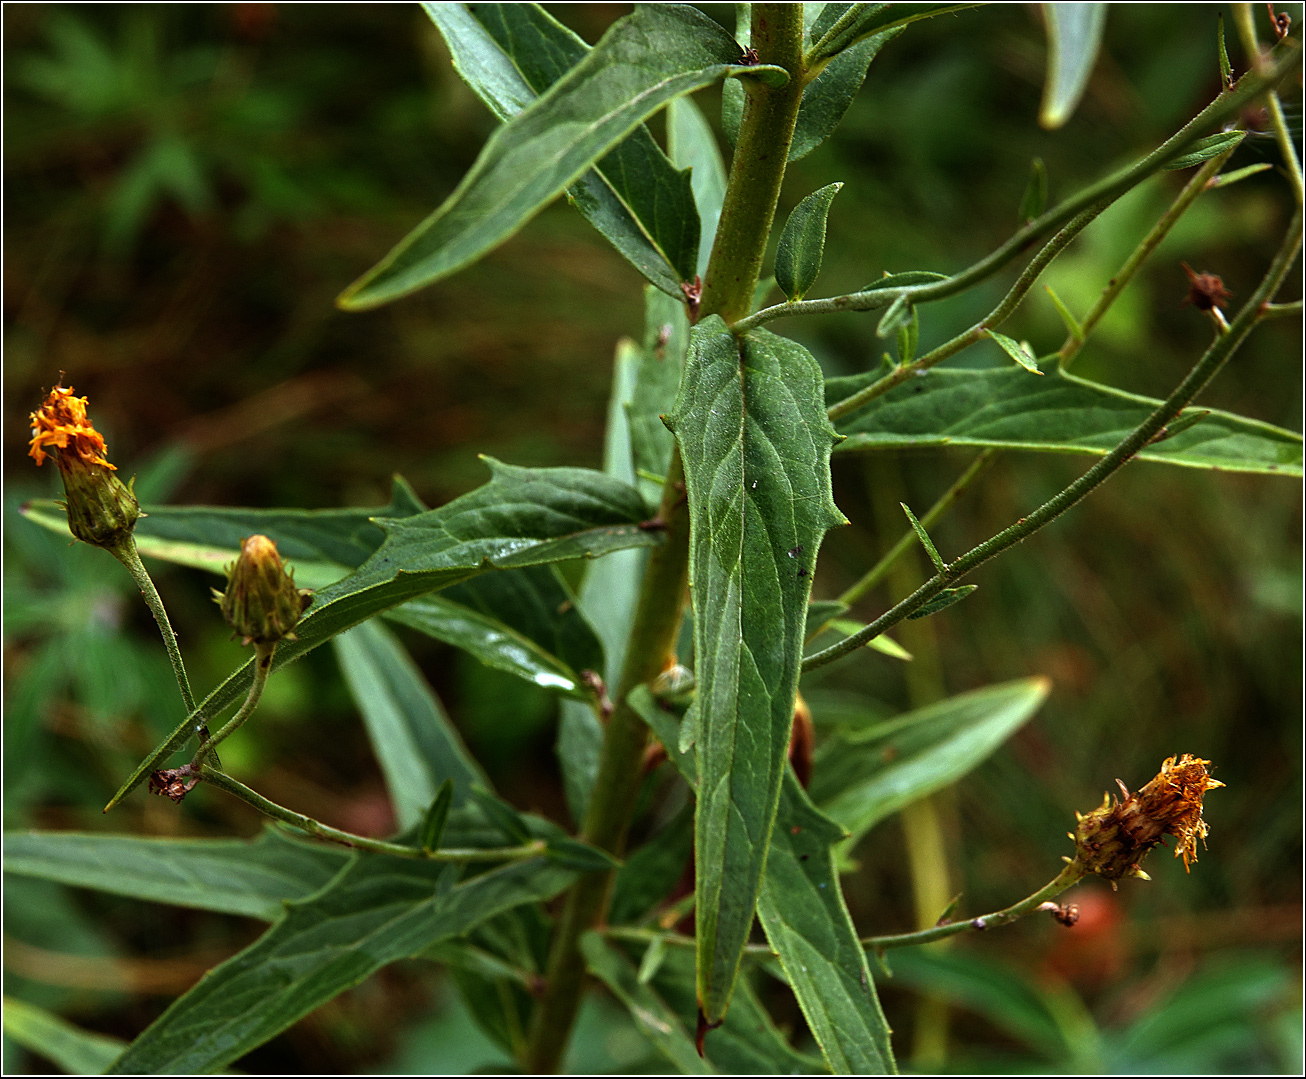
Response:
[4,3,1301,1073]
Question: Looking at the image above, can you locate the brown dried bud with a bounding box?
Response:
[29,384,140,549]
[1181,263,1233,311]
[1070,754,1224,883]
[216,535,312,646]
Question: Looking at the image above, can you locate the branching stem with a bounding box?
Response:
[191,642,275,768]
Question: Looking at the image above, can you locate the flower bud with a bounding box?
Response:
[216,535,312,646]
[29,384,140,549]
[1070,754,1223,884]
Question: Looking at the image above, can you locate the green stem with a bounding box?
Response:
[1061,146,1236,367]
[863,864,1085,951]
[524,7,807,1071]
[1232,3,1304,206]
[700,4,806,324]
[191,642,274,767]
[827,201,1107,422]
[805,204,1303,671]
[196,765,546,862]
[110,538,216,758]
[836,450,998,609]
[1262,299,1303,318]
[732,38,1302,335]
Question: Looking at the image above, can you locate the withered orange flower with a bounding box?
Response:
[29,384,115,469]
[29,382,139,550]
[1070,754,1224,884]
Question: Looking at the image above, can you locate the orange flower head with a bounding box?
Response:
[29,382,139,549]
[1070,754,1224,884]
[29,384,115,470]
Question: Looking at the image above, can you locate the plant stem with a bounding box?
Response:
[524,7,807,1071]
[191,642,275,767]
[195,765,546,862]
[837,450,998,609]
[700,4,806,324]
[805,203,1303,671]
[110,538,216,757]
[732,38,1302,335]
[827,201,1107,422]
[1061,146,1236,367]
[863,864,1085,951]
[1232,3,1304,207]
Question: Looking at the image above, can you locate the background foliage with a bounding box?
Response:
[4,3,1301,1073]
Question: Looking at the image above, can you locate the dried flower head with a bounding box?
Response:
[215,534,312,646]
[29,382,140,549]
[1070,754,1224,884]
[1181,263,1233,311]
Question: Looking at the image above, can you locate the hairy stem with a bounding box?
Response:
[191,642,274,767]
[806,204,1303,671]
[523,7,808,1070]
[196,765,546,862]
[732,38,1302,335]
[1232,3,1304,206]
[827,201,1107,421]
[1061,145,1237,367]
[863,864,1085,951]
[110,539,214,759]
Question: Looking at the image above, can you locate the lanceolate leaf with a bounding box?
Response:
[808,3,978,63]
[810,678,1051,849]
[630,690,894,1074]
[757,774,895,1074]
[790,28,902,161]
[339,5,784,309]
[104,854,578,1074]
[3,998,129,1076]
[668,95,728,276]
[666,318,847,1023]
[828,364,1304,476]
[775,182,844,302]
[629,287,692,502]
[428,3,700,292]
[1039,3,1107,129]
[332,619,489,830]
[106,460,662,810]
[2,827,348,921]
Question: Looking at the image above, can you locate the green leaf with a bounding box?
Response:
[631,693,893,1074]
[985,329,1043,374]
[1039,3,1107,129]
[3,997,129,1075]
[809,677,1051,849]
[106,460,662,811]
[420,780,455,854]
[804,599,850,640]
[668,95,728,276]
[876,292,913,339]
[790,28,902,161]
[1217,13,1233,89]
[895,303,919,365]
[470,786,533,845]
[21,475,427,590]
[1162,130,1245,170]
[808,3,977,63]
[2,826,347,921]
[339,5,784,309]
[828,363,1304,476]
[1019,157,1048,222]
[1043,283,1083,341]
[775,182,844,301]
[900,502,946,572]
[1208,161,1274,189]
[757,774,895,1073]
[580,933,714,1075]
[644,945,830,1074]
[666,319,847,1022]
[543,837,621,873]
[905,583,977,619]
[104,853,577,1074]
[334,619,489,830]
[609,802,694,926]
[629,288,692,505]
[825,619,913,661]
[859,269,949,292]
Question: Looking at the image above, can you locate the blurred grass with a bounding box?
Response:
[4,3,1300,1073]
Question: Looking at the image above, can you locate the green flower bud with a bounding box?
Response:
[216,535,312,646]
